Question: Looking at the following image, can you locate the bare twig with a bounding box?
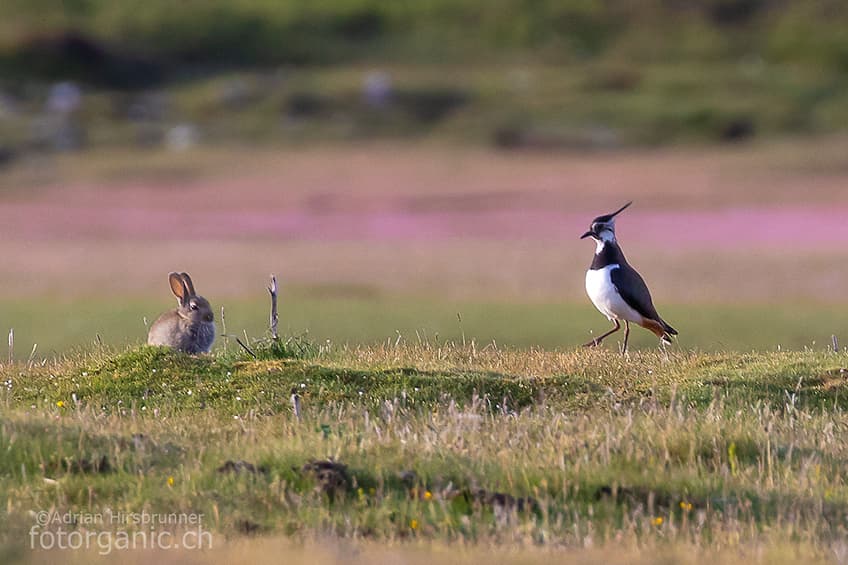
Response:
[221,306,228,351]
[235,337,257,359]
[291,387,302,422]
[7,328,13,365]
[833,334,839,353]
[268,275,279,340]
[27,343,38,368]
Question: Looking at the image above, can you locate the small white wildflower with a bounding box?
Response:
[187,390,192,396]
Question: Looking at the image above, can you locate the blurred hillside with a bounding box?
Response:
[4,1,848,71]
[0,0,846,152]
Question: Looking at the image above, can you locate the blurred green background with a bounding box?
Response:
[1,1,848,147]
[0,1,847,355]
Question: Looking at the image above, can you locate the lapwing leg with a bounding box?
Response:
[583,319,621,347]
[622,320,630,354]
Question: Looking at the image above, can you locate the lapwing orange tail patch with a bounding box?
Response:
[640,318,669,340]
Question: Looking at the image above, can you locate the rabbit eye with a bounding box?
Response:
[190,303,199,310]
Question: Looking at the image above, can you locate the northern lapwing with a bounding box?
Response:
[581,202,677,352]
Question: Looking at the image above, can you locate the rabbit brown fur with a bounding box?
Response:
[147,272,215,353]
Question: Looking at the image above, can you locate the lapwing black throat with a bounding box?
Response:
[580,202,677,352]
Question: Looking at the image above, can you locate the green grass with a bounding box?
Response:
[1,296,846,359]
[4,345,848,563]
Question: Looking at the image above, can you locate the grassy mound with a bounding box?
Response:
[3,345,848,562]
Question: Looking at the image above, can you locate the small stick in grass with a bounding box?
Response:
[832,335,839,353]
[27,343,38,368]
[235,337,257,359]
[291,387,302,422]
[268,275,279,340]
[7,328,13,364]
[221,306,228,351]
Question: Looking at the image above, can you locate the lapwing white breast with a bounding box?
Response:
[581,202,677,352]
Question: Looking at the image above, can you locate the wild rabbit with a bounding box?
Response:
[147,272,215,353]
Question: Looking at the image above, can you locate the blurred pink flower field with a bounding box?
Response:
[2,141,847,303]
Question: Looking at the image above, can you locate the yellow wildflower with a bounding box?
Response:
[423,491,433,501]
[410,519,419,530]
[56,400,64,408]
[680,501,693,512]
[167,476,175,487]
[653,516,663,526]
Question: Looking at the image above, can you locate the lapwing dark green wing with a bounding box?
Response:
[580,202,677,353]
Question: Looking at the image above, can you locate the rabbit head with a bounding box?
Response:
[169,272,214,324]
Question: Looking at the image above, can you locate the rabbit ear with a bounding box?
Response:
[180,272,196,296]
[168,272,188,305]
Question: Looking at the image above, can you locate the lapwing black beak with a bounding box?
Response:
[580,230,594,239]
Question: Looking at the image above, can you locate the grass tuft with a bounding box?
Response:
[244,334,319,361]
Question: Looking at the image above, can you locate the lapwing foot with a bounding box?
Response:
[582,338,601,348]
